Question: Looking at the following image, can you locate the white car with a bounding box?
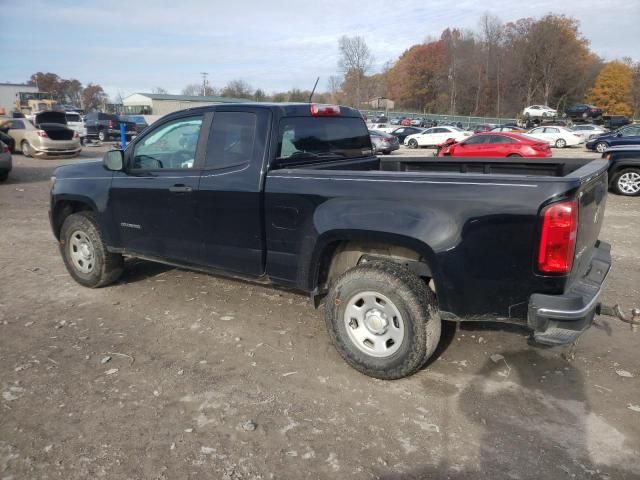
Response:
[525,126,584,148]
[523,105,557,118]
[65,111,87,144]
[404,126,471,148]
[571,124,608,141]
[368,123,395,133]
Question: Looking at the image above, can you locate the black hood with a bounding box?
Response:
[54,159,106,179]
[35,111,67,126]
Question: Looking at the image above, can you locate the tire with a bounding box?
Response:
[382,151,390,155]
[59,211,123,288]
[555,138,567,148]
[507,153,522,157]
[0,171,8,182]
[595,142,608,154]
[97,130,106,142]
[21,140,31,157]
[408,139,418,149]
[325,260,441,380]
[611,168,640,196]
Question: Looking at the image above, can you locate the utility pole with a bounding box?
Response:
[200,72,208,96]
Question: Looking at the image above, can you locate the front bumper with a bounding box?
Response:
[528,241,611,345]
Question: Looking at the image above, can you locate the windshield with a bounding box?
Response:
[277,117,372,165]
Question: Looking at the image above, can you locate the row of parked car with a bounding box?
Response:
[0,110,151,182]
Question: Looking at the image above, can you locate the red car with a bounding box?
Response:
[437,132,552,158]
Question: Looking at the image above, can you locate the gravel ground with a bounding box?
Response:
[1,146,639,480]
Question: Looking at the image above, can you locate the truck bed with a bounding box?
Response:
[287,155,596,179]
[265,156,609,321]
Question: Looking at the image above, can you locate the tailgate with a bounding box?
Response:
[570,165,608,282]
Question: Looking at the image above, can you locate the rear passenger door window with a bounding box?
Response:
[205,112,257,170]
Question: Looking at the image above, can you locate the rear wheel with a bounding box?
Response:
[612,168,640,196]
[97,130,106,142]
[555,138,567,148]
[60,211,123,287]
[21,140,31,157]
[408,139,418,149]
[325,260,441,380]
[595,142,608,153]
[0,171,8,182]
[507,153,522,157]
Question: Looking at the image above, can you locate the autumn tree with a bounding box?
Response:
[587,61,634,116]
[82,83,108,111]
[386,41,448,111]
[27,72,84,105]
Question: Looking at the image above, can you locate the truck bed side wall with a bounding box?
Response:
[264,170,576,320]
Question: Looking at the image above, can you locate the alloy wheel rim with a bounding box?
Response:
[343,291,405,358]
[69,230,95,274]
[618,172,640,194]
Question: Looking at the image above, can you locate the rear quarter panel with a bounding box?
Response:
[265,169,579,320]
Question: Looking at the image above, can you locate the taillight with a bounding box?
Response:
[537,200,578,274]
[1,143,8,153]
[310,104,341,116]
[108,120,113,128]
[74,131,80,139]
[36,130,48,138]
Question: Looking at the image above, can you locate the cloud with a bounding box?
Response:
[2,0,639,99]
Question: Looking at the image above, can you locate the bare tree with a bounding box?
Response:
[152,86,168,94]
[338,35,373,106]
[182,83,217,96]
[221,79,253,99]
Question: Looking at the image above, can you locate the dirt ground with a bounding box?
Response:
[1,145,639,480]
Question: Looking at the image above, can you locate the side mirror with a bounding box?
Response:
[103,149,123,171]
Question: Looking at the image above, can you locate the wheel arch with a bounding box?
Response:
[51,196,98,240]
[308,230,441,306]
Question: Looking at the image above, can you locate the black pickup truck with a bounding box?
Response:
[84,112,136,142]
[50,103,612,379]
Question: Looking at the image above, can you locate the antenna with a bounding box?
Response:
[200,72,208,96]
[308,76,320,103]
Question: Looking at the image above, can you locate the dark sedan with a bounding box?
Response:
[565,104,603,120]
[586,124,640,153]
[389,126,425,143]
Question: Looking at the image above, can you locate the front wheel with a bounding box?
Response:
[408,139,418,149]
[595,142,608,153]
[325,261,441,380]
[507,153,522,157]
[60,211,123,288]
[0,171,8,182]
[555,138,567,148]
[612,168,640,196]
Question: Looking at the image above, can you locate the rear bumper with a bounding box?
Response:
[528,241,611,345]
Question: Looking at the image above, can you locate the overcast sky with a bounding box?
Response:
[2,0,639,100]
